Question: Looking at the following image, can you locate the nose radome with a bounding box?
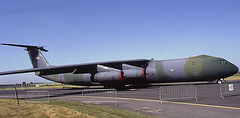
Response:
[232,64,239,75]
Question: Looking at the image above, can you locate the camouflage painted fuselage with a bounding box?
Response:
[146,55,238,83]
[41,55,238,86]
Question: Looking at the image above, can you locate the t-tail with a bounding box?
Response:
[0,43,50,68]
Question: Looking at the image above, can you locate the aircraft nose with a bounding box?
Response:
[232,64,239,75]
[222,62,239,77]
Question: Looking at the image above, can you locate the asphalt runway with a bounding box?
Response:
[1,82,240,118]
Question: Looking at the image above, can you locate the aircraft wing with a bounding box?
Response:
[0,59,149,76]
[0,68,47,75]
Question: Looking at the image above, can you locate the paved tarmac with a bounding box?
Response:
[1,82,240,118]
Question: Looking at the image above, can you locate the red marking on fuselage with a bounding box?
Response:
[119,70,124,82]
[142,68,146,79]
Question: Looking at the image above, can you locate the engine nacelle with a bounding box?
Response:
[94,70,124,82]
[123,69,146,80]
[94,69,146,83]
[123,69,146,79]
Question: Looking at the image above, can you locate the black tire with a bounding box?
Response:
[113,84,126,90]
[217,79,222,84]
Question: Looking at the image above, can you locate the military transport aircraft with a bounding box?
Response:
[0,43,238,89]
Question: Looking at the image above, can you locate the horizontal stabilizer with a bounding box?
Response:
[0,43,48,52]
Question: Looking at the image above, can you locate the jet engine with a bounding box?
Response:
[123,69,146,79]
[94,70,124,82]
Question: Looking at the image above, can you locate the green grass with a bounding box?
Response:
[0,99,92,118]
[226,75,240,81]
[0,99,155,118]
[51,100,155,118]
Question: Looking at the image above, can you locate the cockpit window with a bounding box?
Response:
[220,60,228,64]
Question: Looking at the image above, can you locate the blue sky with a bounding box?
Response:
[0,0,239,84]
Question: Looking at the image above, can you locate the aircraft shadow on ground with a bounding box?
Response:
[49,84,153,98]
[50,82,218,98]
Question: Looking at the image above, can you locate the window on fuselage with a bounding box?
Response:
[220,60,228,64]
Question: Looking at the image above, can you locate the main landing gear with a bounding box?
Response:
[103,84,126,90]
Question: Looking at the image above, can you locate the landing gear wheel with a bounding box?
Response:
[217,79,222,84]
[113,84,126,91]
[103,84,126,90]
[103,86,111,89]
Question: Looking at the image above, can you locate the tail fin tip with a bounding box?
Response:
[0,43,48,52]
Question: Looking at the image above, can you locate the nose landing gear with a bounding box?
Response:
[216,78,225,84]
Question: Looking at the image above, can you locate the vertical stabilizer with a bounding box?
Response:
[27,49,50,68]
[1,43,50,68]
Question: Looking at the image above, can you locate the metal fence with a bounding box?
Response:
[159,85,197,104]
[0,84,35,88]
[25,90,50,105]
[220,82,240,99]
[81,89,118,106]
